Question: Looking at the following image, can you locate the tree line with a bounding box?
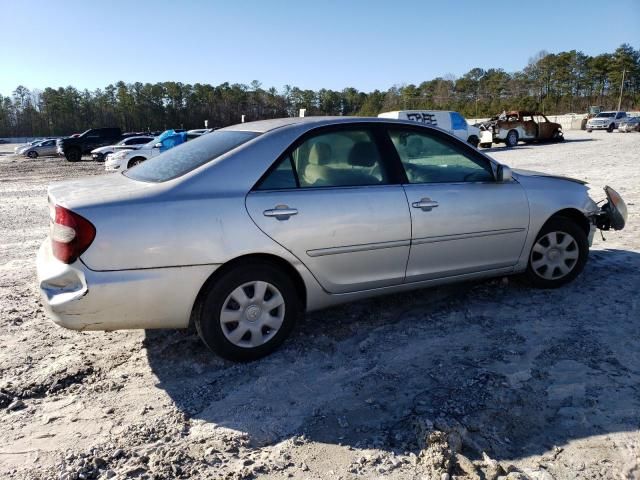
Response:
[1,44,638,138]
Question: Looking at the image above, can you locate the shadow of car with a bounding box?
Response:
[145,248,640,461]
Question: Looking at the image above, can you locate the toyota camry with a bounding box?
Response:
[37,117,627,360]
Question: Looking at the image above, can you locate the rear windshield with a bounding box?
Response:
[124,130,259,182]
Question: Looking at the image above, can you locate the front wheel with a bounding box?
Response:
[607,123,614,133]
[505,129,519,147]
[467,136,479,148]
[524,217,588,289]
[195,262,301,361]
[127,157,145,168]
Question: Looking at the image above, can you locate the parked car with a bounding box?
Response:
[15,139,45,154]
[37,117,627,361]
[618,116,640,133]
[378,110,481,147]
[57,128,123,162]
[585,111,627,132]
[21,139,58,158]
[91,136,155,161]
[104,130,188,171]
[477,111,564,147]
[187,128,214,136]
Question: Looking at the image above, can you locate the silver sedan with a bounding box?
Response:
[22,139,59,158]
[37,117,627,360]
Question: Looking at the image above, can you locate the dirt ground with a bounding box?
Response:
[0,131,638,480]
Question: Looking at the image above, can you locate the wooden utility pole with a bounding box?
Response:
[617,68,626,111]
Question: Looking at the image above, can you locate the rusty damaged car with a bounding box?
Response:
[477,111,564,148]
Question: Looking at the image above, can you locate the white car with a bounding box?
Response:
[91,136,154,161]
[187,128,213,135]
[105,132,187,171]
[586,111,627,132]
[378,110,481,147]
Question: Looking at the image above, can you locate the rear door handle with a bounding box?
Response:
[263,205,298,220]
[412,198,439,211]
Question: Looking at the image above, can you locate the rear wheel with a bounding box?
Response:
[505,129,519,147]
[27,151,38,158]
[524,217,588,289]
[195,262,300,361]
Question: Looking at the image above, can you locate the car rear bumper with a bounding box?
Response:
[37,240,219,330]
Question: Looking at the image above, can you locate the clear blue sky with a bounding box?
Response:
[2,0,639,96]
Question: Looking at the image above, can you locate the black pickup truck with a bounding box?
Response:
[56,128,123,162]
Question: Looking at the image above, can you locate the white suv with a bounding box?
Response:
[378,110,481,147]
[586,111,627,132]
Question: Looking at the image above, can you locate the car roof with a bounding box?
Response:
[219,116,443,133]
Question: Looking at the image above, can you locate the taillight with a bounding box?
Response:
[50,205,96,264]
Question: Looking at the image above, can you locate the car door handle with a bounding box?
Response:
[263,205,298,220]
[412,198,439,211]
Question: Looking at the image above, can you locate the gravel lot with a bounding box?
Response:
[0,131,638,480]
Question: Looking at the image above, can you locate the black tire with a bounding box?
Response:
[27,151,38,158]
[607,123,614,133]
[552,130,563,142]
[65,148,81,162]
[195,261,301,361]
[505,129,519,147]
[467,136,479,148]
[523,216,588,289]
[127,157,145,168]
[587,129,593,133]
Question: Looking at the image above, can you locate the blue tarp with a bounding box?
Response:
[156,130,187,152]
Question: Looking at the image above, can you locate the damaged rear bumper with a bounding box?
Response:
[36,240,219,331]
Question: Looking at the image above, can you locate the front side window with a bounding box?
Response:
[257,129,389,189]
[388,129,494,184]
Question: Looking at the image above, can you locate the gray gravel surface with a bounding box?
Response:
[0,132,638,479]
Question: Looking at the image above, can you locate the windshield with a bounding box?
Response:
[124,130,259,182]
[596,112,615,118]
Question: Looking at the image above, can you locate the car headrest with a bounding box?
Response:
[348,142,378,167]
[308,142,333,165]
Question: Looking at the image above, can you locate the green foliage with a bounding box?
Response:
[0,45,638,137]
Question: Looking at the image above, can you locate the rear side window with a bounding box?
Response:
[127,137,150,145]
[256,129,389,190]
[125,130,259,182]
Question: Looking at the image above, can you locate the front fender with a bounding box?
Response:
[515,175,598,271]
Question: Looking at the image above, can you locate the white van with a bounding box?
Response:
[378,110,481,147]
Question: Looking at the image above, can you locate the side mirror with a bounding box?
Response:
[154,142,162,149]
[497,164,513,182]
